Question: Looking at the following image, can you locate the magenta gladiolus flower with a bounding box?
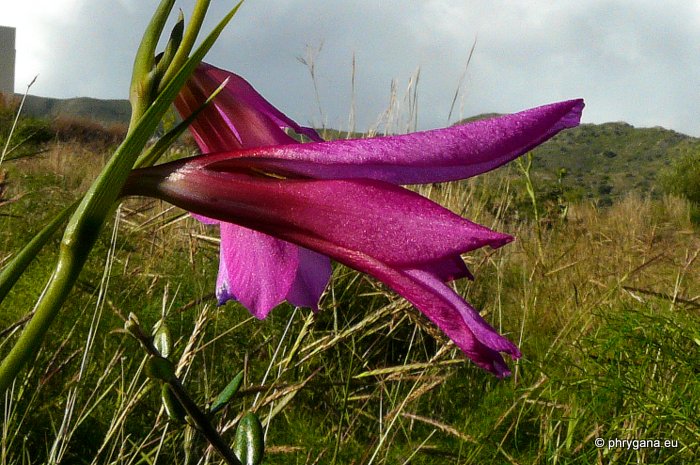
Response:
[124,63,584,377]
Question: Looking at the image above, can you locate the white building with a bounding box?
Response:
[0,26,16,96]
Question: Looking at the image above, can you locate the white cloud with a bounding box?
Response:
[2,0,700,135]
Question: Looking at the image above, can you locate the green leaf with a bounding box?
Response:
[210,370,244,414]
[233,412,264,465]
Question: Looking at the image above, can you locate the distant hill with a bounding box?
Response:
[15,94,131,125]
[452,115,695,204]
[12,94,695,202]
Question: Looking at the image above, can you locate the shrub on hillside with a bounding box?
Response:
[1,95,51,149]
[51,116,127,150]
[1,94,128,153]
[661,148,700,224]
[12,117,55,145]
[661,149,700,205]
[0,108,54,148]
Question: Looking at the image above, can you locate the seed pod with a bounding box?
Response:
[124,313,141,335]
[210,370,244,414]
[233,412,264,465]
[161,384,186,423]
[152,322,172,358]
[145,355,176,382]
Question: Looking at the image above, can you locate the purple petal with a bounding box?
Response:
[308,250,519,376]
[125,158,521,375]
[204,99,584,184]
[175,63,322,153]
[199,218,330,312]
[177,64,329,313]
[133,162,513,268]
[405,270,519,353]
[215,247,231,305]
[285,247,332,310]
[409,255,475,282]
[218,222,300,318]
[199,63,323,143]
[390,268,520,377]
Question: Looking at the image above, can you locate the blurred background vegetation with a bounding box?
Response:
[0,93,698,464]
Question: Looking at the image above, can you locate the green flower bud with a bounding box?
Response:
[152,322,172,358]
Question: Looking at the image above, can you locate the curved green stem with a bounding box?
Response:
[0,239,86,393]
[0,199,78,305]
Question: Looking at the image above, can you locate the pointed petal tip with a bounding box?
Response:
[249,306,273,320]
[490,232,515,249]
[493,364,512,379]
[216,289,231,307]
[480,345,522,378]
[215,275,275,320]
[496,362,521,379]
[215,273,240,310]
[560,98,585,128]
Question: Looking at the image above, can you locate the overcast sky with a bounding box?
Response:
[3,0,700,136]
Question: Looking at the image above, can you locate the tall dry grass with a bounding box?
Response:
[0,86,698,464]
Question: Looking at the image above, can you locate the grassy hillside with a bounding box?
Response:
[13,94,698,205]
[0,111,698,464]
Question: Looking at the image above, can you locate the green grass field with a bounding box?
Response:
[0,118,698,464]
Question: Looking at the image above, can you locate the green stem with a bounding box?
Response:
[168,378,243,465]
[0,199,78,305]
[126,317,243,465]
[0,238,87,393]
[159,0,212,93]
